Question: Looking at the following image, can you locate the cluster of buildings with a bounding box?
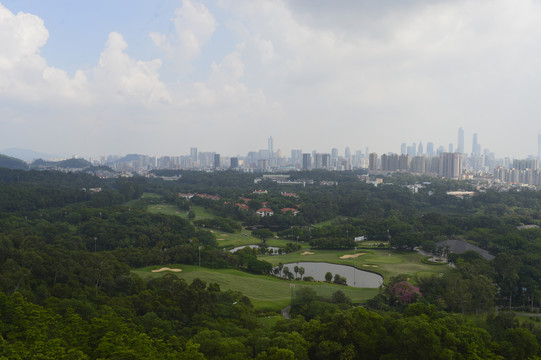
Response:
[88,131,541,188]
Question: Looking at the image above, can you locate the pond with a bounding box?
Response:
[229,245,280,254]
[278,262,383,288]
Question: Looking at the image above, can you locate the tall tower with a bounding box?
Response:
[369,153,378,171]
[418,141,424,156]
[426,142,434,157]
[457,127,464,153]
[268,136,274,159]
[401,143,407,155]
[472,133,480,155]
[302,153,312,170]
[538,134,541,162]
[190,147,198,162]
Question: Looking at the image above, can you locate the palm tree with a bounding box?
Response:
[278,262,284,277]
[299,267,305,280]
[294,265,299,279]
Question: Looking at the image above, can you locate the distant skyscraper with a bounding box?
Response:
[457,127,464,153]
[302,153,312,170]
[369,153,378,171]
[426,142,434,157]
[291,150,302,167]
[418,142,423,156]
[401,143,407,155]
[190,147,198,162]
[345,147,351,160]
[268,136,274,159]
[331,148,339,158]
[230,157,238,168]
[449,144,454,153]
[472,133,481,155]
[439,152,462,178]
[214,154,220,169]
[537,134,541,163]
[538,134,541,162]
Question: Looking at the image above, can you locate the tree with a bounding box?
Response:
[298,267,305,280]
[294,265,299,279]
[188,211,195,221]
[325,272,333,282]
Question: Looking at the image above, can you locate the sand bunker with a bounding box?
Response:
[220,234,228,236]
[301,251,315,255]
[216,238,225,241]
[362,264,378,268]
[152,267,183,273]
[340,253,368,259]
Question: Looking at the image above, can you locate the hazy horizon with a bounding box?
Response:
[1,1,540,159]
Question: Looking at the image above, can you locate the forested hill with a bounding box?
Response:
[30,157,92,169]
[0,168,540,358]
[0,154,28,170]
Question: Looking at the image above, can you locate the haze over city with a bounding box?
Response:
[1,0,541,158]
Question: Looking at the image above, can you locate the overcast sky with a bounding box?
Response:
[1,0,540,159]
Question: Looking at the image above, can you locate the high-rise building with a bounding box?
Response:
[369,153,378,171]
[345,147,351,160]
[302,153,312,170]
[190,147,198,162]
[214,154,220,169]
[411,156,426,173]
[426,142,434,157]
[331,148,339,159]
[314,153,323,169]
[472,133,481,155]
[291,150,302,167]
[401,143,407,155]
[230,157,238,169]
[439,152,462,178]
[457,127,464,153]
[538,134,541,162]
[449,144,454,153]
[418,142,423,156]
[268,136,274,159]
[322,153,331,168]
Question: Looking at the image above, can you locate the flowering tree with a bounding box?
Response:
[390,281,422,304]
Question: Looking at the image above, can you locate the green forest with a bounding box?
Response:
[1,168,541,359]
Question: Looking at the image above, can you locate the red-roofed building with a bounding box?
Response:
[178,192,195,199]
[197,193,221,201]
[236,203,250,210]
[281,192,298,198]
[256,207,274,217]
[281,208,299,216]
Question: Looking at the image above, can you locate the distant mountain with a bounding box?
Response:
[0,154,28,170]
[0,148,57,162]
[116,154,147,163]
[30,158,92,169]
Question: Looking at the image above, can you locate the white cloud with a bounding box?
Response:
[151,0,217,62]
[0,3,87,103]
[92,32,171,105]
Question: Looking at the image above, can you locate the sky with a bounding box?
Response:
[1,0,540,159]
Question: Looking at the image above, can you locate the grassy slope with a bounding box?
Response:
[137,193,451,309]
[133,264,379,311]
[259,249,451,281]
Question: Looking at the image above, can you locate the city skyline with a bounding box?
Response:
[2,1,541,158]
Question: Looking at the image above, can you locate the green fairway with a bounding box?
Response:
[213,230,262,248]
[259,249,452,281]
[148,204,215,220]
[133,264,379,311]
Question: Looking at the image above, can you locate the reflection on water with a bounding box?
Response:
[278,261,383,288]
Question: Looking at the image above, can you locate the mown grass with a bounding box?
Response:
[258,249,451,281]
[132,264,379,311]
[148,204,215,220]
